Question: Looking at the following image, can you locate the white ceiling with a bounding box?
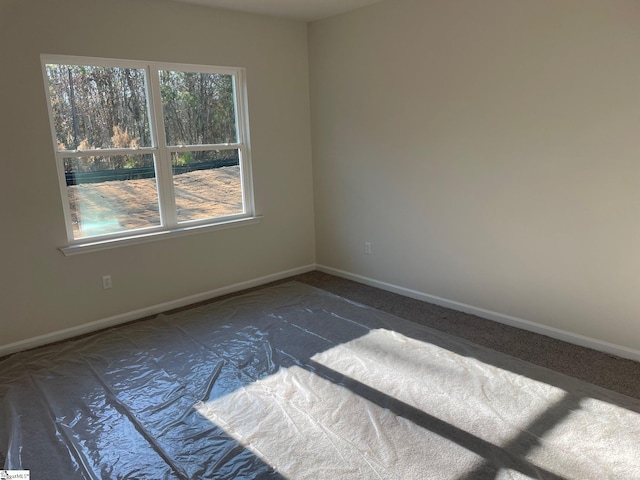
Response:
[162,0,384,22]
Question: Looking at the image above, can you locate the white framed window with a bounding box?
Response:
[42,55,257,255]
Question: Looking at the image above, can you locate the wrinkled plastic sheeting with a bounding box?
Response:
[1,282,640,479]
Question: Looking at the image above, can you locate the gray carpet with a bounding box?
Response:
[2,280,639,479]
[288,271,640,401]
[2,270,637,401]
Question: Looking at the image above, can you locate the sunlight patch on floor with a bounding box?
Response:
[195,327,640,479]
[526,396,640,479]
[311,328,566,445]
[196,364,485,479]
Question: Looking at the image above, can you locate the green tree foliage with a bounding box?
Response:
[46,64,237,171]
[47,65,151,152]
[160,70,236,163]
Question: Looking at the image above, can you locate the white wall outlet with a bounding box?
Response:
[102,274,112,290]
[364,242,372,255]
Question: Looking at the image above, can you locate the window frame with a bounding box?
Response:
[41,54,257,255]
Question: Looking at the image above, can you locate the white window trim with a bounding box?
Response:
[41,54,257,255]
[59,216,263,256]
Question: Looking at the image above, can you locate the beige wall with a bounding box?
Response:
[0,0,315,346]
[2,0,640,355]
[309,0,640,351]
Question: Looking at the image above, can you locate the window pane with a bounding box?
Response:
[64,154,160,238]
[171,149,243,223]
[46,64,152,150]
[160,71,237,146]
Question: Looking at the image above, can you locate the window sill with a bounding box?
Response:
[59,216,262,256]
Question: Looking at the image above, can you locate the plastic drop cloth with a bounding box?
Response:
[1,282,640,479]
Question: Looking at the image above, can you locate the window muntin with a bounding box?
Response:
[43,56,254,244]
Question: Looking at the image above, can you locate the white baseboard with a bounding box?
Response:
[6,263,639,363]
[317,265,640,363]
[0,264,316,358]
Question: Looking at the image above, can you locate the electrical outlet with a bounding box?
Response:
[102,274,112,290]
[364,242,372,255]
